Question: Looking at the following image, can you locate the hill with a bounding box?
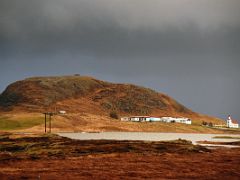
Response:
[0,75,226,132]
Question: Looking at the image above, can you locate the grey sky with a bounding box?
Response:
[1,0,240,121]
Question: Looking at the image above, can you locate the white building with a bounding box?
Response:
[59,110,66,114]
[175,118,192,125]
[149,117,162,122]
[120,116,191,125]
[121,116,149,122]
[121,116,162,122]
[227,115,239,128]
[120,117,130,121]
[130,116,151,122]
[161,117,191,124]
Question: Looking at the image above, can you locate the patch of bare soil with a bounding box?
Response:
[0,133,240,179]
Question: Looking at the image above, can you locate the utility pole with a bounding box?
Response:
[44,113,47,133]
[49,113,52,133]
[54,95,57,114]
[43,112,54,133]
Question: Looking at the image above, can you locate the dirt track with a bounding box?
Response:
[0,134,240,179]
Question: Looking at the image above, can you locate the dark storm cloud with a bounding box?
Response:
[0,0,240,120]
[1,0,240,58]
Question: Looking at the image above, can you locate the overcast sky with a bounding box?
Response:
[1,0,240,121]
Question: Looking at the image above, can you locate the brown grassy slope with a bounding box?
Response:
[0,75,223,125]
[0,134,240,179]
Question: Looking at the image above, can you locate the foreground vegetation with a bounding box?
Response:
[0,133,240,179]
[0,133,208,161]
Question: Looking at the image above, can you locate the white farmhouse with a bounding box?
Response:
[174,117,192,125]
[149,117,162,122]
[130,116,151,122]
[59,110,66,114]
[161,117,191,124]
[227,115,239,128]
[121,117,130,121]
[120,116,191,125]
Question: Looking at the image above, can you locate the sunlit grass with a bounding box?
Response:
[0,115,45,130]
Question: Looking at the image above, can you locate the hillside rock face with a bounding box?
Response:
[0,76,194,117]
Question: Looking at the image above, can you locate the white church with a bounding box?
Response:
[227,115,239,128]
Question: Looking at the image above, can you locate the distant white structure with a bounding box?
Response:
[161,117,192,125]
[59,110,66,114]
[227,115,239,128]
[148,117,162,122]
[129,116,150,122]
[120,117,131,121]
[121,116,191,125]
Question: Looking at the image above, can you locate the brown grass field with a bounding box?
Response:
[0,133,240,179]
